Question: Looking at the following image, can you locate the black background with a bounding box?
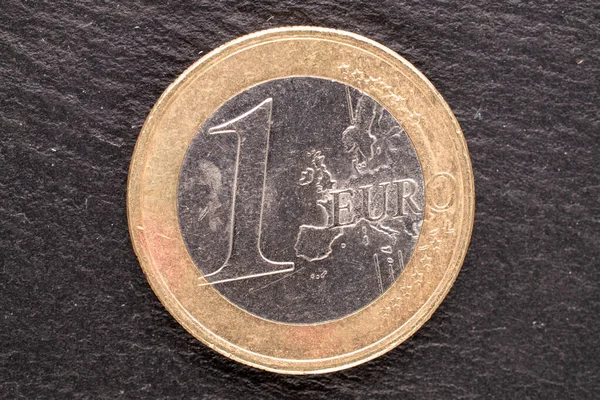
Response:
[1,1,598,398]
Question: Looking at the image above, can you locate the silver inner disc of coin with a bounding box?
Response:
[177,77,424,324]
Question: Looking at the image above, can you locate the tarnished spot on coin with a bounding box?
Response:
[128,27,474,374]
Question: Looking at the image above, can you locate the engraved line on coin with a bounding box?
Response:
[373,253,384,294]
[345,86,354,124]
[395,250,404,281]
[200,98,294,285]
[248,266,307,294]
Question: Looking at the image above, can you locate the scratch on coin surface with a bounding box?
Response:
[156,233,171,240]
[198,206,208,221]
[249,266,306,293]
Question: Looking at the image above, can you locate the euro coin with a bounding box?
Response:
[127,27,475,374]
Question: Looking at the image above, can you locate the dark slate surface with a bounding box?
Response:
[1,1,598,398]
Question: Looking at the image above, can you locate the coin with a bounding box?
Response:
[128,27,474,374]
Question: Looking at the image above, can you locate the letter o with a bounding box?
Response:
[426,172,457,212]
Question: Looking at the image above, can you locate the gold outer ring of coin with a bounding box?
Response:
[127,26,475,374]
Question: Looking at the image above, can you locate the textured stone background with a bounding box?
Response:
[1,1,598,398]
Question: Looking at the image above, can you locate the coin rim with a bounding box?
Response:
[127,26,475,374]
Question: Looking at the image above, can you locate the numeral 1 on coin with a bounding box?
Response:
[203,98,294,284]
